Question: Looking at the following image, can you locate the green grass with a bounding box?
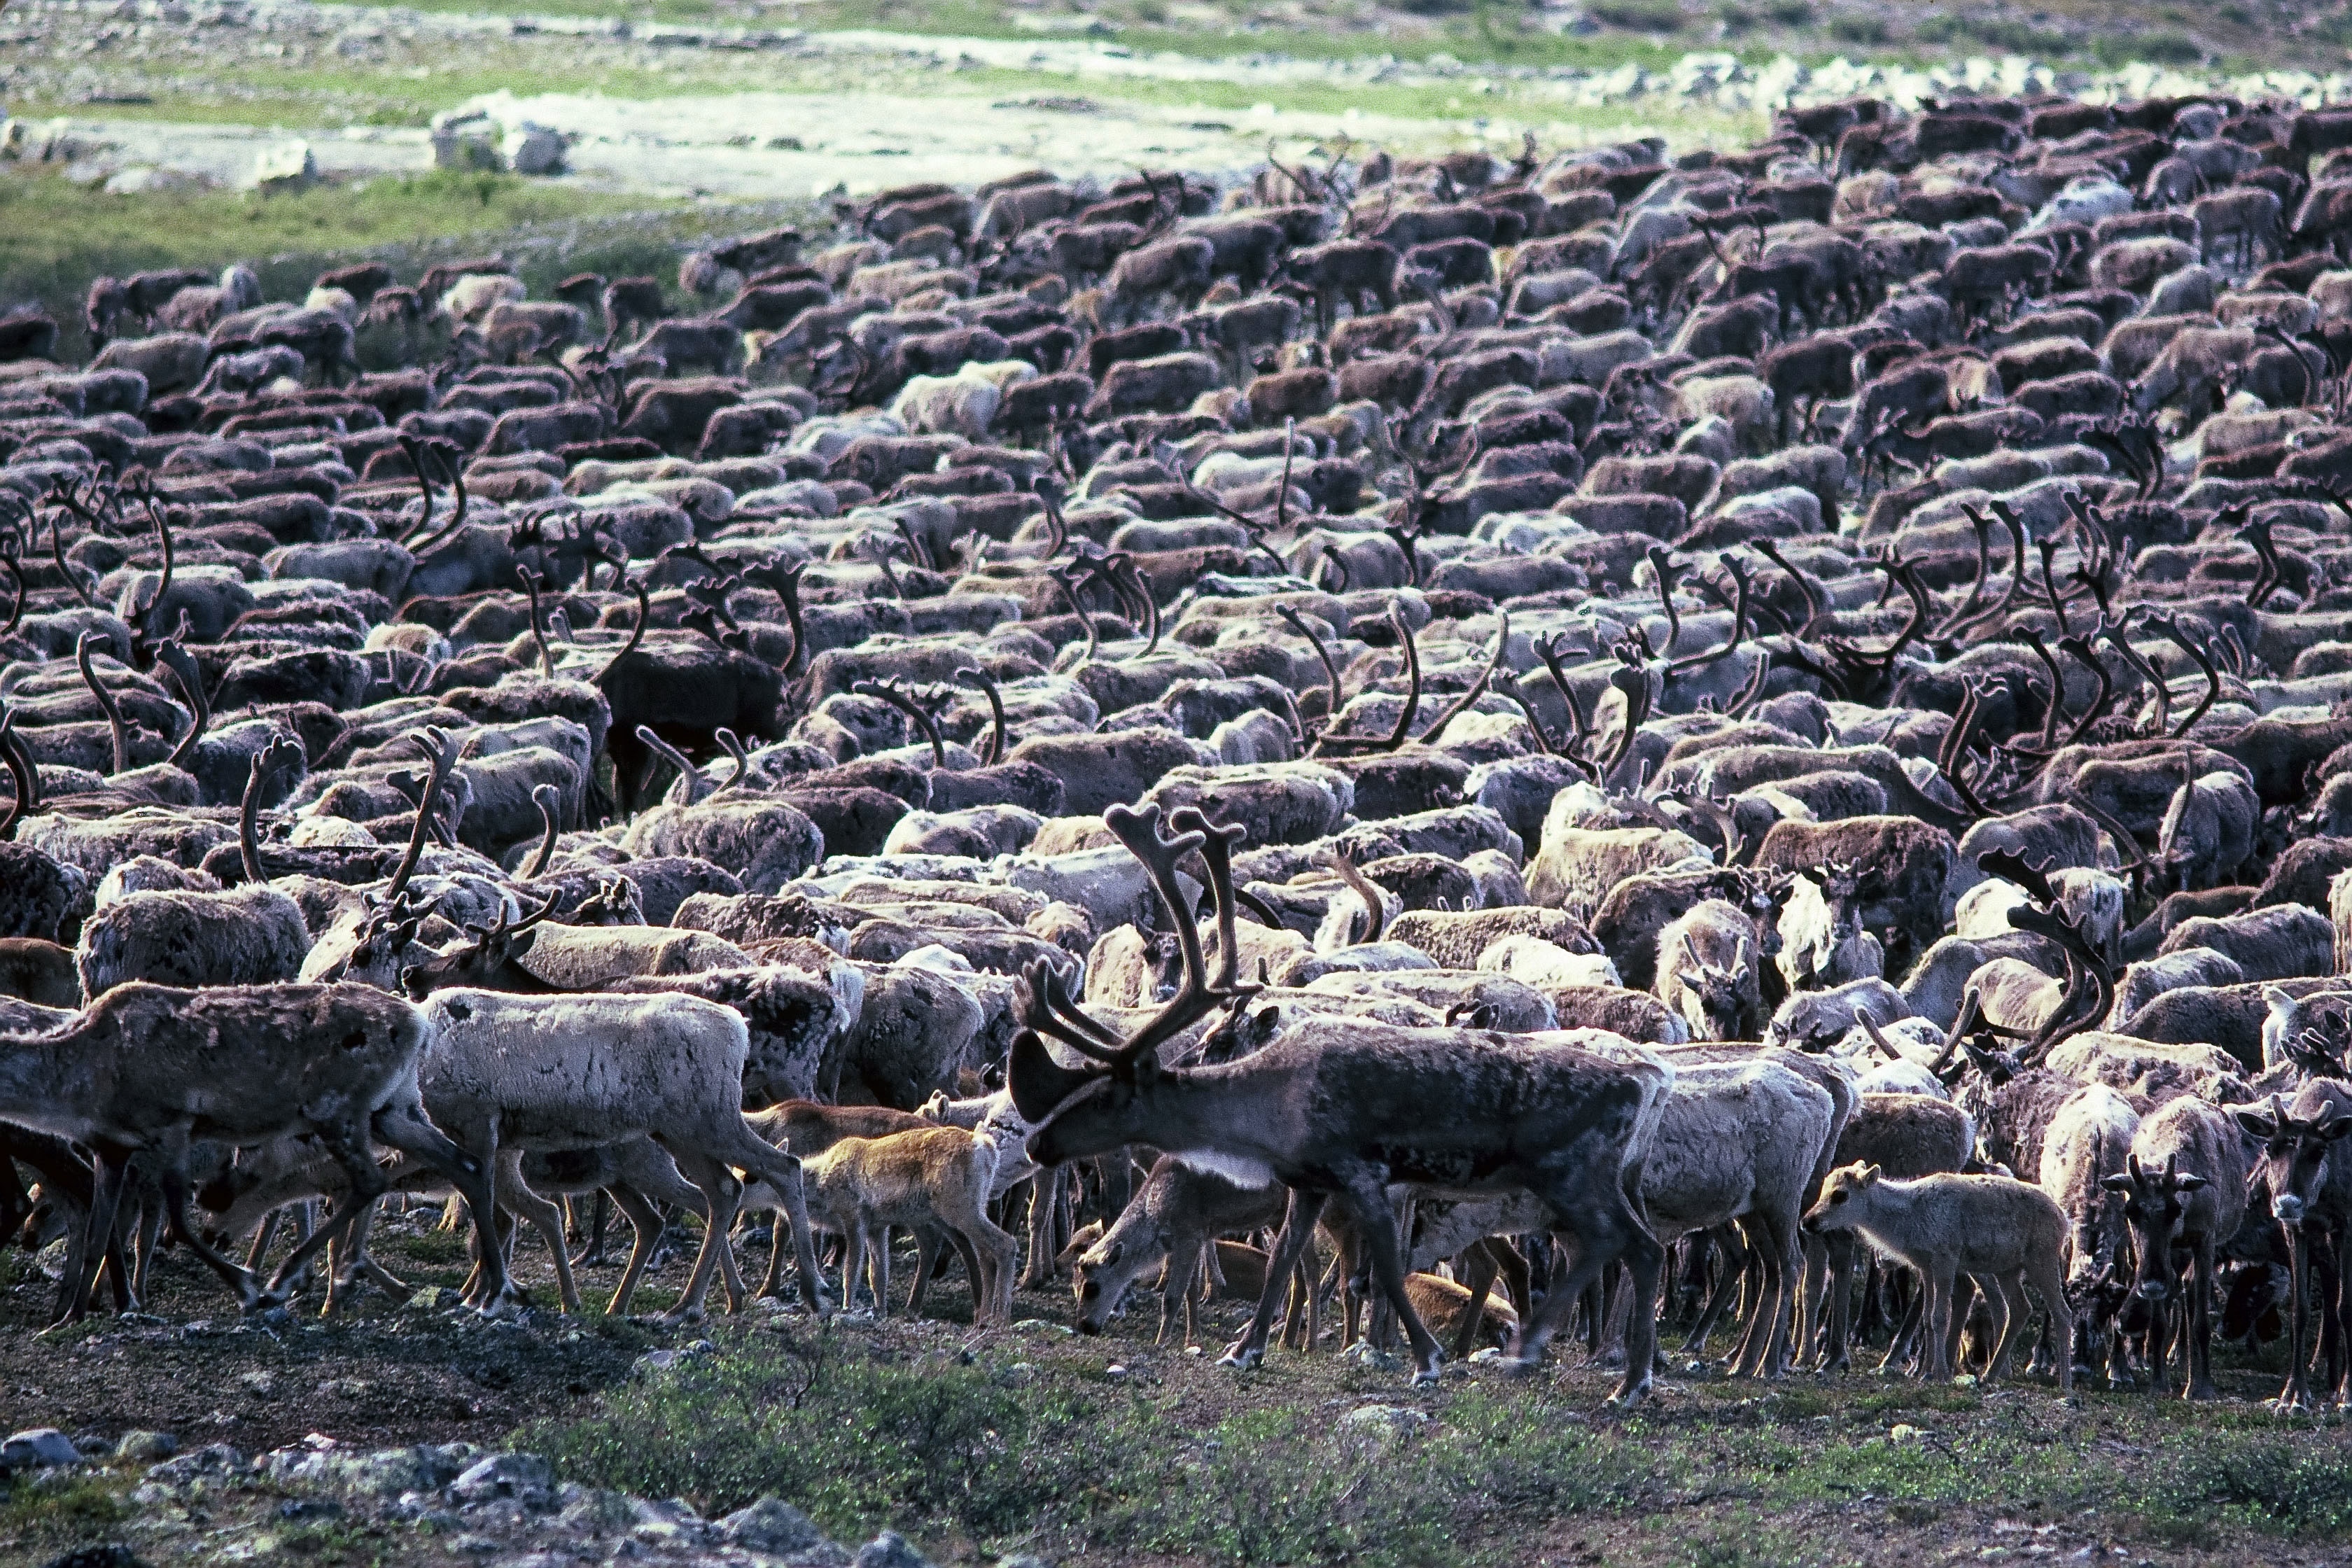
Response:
[519,1320,2352,1568]
[0,1474,134,1561]
[522,1325,1661,1564]
[0,167,808,360]
[951,62,1772,144]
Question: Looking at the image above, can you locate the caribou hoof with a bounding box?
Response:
[1605,1374,1654,1408]
[1496,1354,1544,1380]
[1217,1341,1263,1371]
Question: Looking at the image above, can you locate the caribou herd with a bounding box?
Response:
[16,85,2352,1412]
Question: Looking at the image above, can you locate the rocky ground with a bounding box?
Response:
[4,1217,2351,1568]
[10,0,2352,202]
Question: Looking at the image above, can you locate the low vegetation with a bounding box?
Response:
[519,1308,2352,1567]
[0,169,788,360]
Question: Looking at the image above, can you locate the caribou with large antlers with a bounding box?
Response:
[1007,802,1674,1395]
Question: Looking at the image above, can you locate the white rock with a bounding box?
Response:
[242,140,315,193]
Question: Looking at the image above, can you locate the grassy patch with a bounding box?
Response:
[0,1476,132,1550]
[519,1311,2352,1567]
[951,61,1770,139]
[524,1325,1662,1565]
[0,168,809,359]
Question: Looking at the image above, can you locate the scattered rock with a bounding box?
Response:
[449,1451,557,1508]
[718,1496,834,1555]
[1010,1318,1074,1336]
[142,1443,244,1489]
[431,108,504,172]
[113,1432,177,1464]
[241,139,314,193]
[1337,1404,1432,1448]
[40,1548,149,1568]
[503,120,567,176]
[853,1531,936,1568]
[3,1428,84,1469]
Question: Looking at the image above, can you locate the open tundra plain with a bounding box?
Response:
[18,1,2352,1565]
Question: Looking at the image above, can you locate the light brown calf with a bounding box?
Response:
[800,1127,1019,1325]
[1803,1162,2072,1392]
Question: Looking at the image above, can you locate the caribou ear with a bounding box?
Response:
[1007,1030,1098,1125]
[2236,1108,2280,1140]
[2101,1172,2135,1192]
[1101,1239,1124,1269]
[2174,1172,2211,1193]
[2264,985,2296,1018]
[2323,1112,2352,1142]
[1861,1163,1882,1186]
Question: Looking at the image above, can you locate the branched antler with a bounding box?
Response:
[237,733,307,884]
[1417,611,1510,745]
[1011,803,1253,1085]
[155,634,209,772]
[855,678,948,768]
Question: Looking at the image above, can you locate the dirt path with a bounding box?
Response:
[37,86,1532,199]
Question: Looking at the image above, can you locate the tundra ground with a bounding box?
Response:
[7,1217,2352,1568]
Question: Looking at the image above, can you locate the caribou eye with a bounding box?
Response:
[1830,1190,1848,1203]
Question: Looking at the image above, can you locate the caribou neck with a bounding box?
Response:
[0,1020,92,1135]
[1037,1061,1284,1177]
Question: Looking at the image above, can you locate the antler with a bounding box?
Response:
[468,888,565,951]
[237,732,306,884]
[1013,803,1250,1074]
[2148,613,2222,740]
[955,668,1008,766]
[0,501,26,639]
[594,573,650,688]
[1416,611,1510,746]
[1329,849,1387,945]
[1975,846,2057,907]
[522,782,564,878]
[636,724,711,805]
[46,503,97,610]
[155,634,210,772]
[1856,1010,1905,1061]
[853,678,948,769]
[0,703,33,841]
[1277,603,1345,727]
[2005,895,2115,1065]
[75,632,131,775]
[714,727,750,790]
[1935,678,1992,819]
[518,566,558,677]
[382,726,460,906]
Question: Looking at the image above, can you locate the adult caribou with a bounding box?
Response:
[1008,802,1673,1398]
